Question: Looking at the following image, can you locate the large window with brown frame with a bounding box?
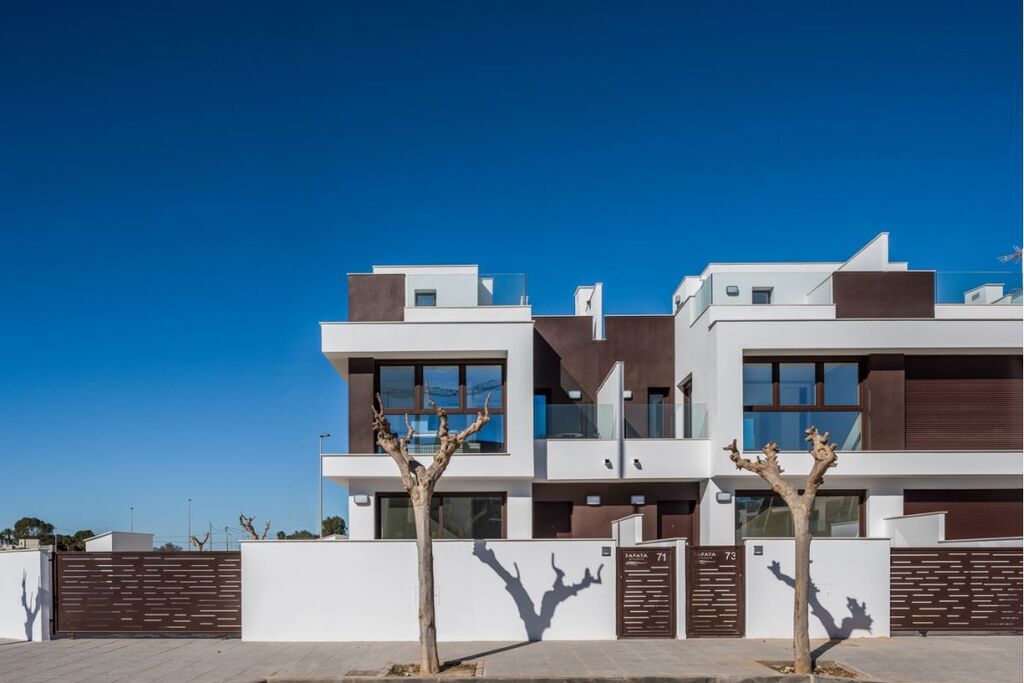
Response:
[742,358,862,451]
[375,361,506,453]
[376,492,506,539]
[734,489,865,543]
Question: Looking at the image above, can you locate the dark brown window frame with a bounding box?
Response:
[374,360,507,451]
[375,491,508,539]
[743,357,863,412]
[734,488,867,541]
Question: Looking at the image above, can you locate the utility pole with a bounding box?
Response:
[130,506,134,532]
[208,522,213,552]
[319,433,330,538]
[224,526,229,551]
[187,498,192,551]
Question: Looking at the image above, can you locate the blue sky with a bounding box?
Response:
[1,1,1019,547]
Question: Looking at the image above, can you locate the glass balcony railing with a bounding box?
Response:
[623,403,709,439]
[536,404,616,439]
[743,411,862,451]
[935,271,1022,305]
[405,273,528,307]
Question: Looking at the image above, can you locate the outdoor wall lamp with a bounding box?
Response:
[622,390,633,400]
[633,458,642,469]
[630,495,646,505]
[568,390,582,400]
[604,458,613,469]
[586,495,601,506]
[726,285,740,296]
[716,491,733,503]
[353,494,371,506]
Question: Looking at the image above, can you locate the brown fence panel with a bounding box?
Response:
[55,552,241,636]
[891,548,1023,633]
[687,546,744,637]
[616,547,676,638]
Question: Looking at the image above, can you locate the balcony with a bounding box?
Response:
[404,272,528,308]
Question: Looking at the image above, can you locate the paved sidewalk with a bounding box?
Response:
[0,636,1019,683]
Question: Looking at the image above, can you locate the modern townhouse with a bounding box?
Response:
[321,234,1023,548]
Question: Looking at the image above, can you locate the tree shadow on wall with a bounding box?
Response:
[767,560,873,661]
[21,570,48,642]
[472,540,603,641]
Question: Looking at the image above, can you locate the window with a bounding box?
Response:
[533,391,549,438]
[375,362,506,453]
[378,493,504,539]
[648,389,669,438]
[681,378,693,439]
[414,290,437,307]
[752,287,773,305]
[735,491,863,543]
[743,359,862,450]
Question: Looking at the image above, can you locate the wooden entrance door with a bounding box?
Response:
[616,547,676,638]
[687,546,744,637]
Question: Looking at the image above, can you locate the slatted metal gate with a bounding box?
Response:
[54,551,241,636]
[891,548,1023,633]
[616,547,676,638]
[687,546,744,637]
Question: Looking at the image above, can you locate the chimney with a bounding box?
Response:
[574,283,604,340]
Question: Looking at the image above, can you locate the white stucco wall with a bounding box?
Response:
[744,538,890,639]
[84,532,154,552]
[241,539,615,642]
[0,549,51,642]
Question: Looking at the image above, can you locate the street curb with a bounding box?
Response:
[268,675,889,683]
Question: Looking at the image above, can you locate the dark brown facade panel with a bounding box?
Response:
[891,548,1023,632]
[347,357,376,453]
[832,271,935,319]
[903,489,1024,540]
[862,353,906,450]
[532,482,699,542]
[905,355,1023,451]
[54,552,241,636]
[347,273,405,322]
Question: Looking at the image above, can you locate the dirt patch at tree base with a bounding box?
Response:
[760,659,861,678]
[386,661,480,677]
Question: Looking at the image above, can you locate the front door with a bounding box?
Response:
[533,501,572,538]
[658,500,695,541]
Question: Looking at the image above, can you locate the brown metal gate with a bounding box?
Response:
[55,551,241,636]
[891,548,1023,633]
[687,546,744,637]
[616,547,676,638]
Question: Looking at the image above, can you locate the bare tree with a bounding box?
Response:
[239,513,270,540]
[372,393,490,674]
[724,427,839,675]
[190,531,210,551]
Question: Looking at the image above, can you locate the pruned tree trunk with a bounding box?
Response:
[412,493,440,672]
[373,394,490,675]
[725,427,839,675]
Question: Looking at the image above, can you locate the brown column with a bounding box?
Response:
[348,357,375,453]
[863,354,905,450]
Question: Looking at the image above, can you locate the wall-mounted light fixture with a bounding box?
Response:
[633,458,642,469]
[353,494,371,506]
[715,491,733,503]
[568,390,582,400]
[726,285,740,296]
[586,495,601,506]
[622,389,633,400]
[604,458,613,469]
[630,495,646,506]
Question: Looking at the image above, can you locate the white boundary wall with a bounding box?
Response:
[744,538,890,639]
[0,549,51,641]
[242,539,615,642]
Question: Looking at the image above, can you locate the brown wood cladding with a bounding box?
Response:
[832,271,935,319]
[891,548,1023,632]
[532,482,700,541]
[862,354,906,450]
[533,315,674,405]
[617,547,676,638]
[347,273,405,322]
[347,357,376,453]
[903,489,1023,540]
[905,355,1023,450]
[55,552,241,636]
[687,546,744,637]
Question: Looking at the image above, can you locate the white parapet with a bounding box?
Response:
[0,548,51,642]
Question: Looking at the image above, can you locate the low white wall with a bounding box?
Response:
[242,539,615,642]
[0,549,51,641]
[882,512,946,547]
[744,538,890,639]
[85,531,154,552]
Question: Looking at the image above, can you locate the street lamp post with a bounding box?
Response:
[319,433,331,538]
[187,498,192,551]
[130,506,134,533]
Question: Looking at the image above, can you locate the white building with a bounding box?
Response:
[322,235,1023,547]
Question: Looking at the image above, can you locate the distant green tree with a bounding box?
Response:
[322,515,347,537]
[276,529,316,540]
[155,542,183,552]
[0,528,15,545]
[61,530,95,552]
[13,517,54,544]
